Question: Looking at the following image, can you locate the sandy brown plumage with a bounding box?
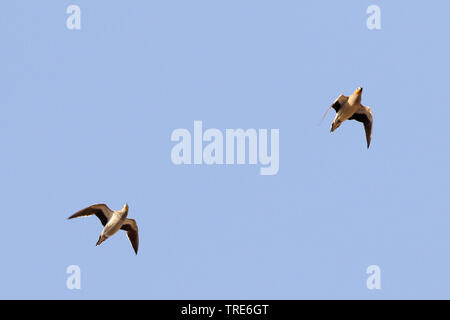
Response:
[68,203,139,254]
[323,87,373,148]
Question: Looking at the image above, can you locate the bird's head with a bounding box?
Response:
[122,203,129,213]
[354,87,363,96]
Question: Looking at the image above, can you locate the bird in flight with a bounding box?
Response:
[322,87,373,148]
[68,203,139,254]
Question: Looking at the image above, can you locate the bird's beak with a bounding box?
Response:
[355,87,363,96]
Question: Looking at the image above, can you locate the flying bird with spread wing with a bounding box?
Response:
[323,87,373,148]
[68,203,139,254]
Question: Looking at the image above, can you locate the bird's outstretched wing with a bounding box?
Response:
[349,105,373,148]
[121,219,139,255]
[321,95,348,122]
[68,203,113,226]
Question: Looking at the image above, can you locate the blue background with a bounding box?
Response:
[0,1,448,299]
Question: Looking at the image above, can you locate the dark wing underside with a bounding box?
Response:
[321,95,348,123]
[348,111,372,148]
[331,100,342,112]
[68,203,113,226]
[121,219,139,254]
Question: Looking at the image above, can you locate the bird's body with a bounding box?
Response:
[324,87,373,148]
[97,210,127,246]
[68,203,139,254]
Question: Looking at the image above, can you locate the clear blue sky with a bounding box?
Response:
[0,1,449,299]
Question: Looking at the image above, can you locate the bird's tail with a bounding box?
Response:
[330,122,337,132]
[330,119,342,132]
[96,235,107,246]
